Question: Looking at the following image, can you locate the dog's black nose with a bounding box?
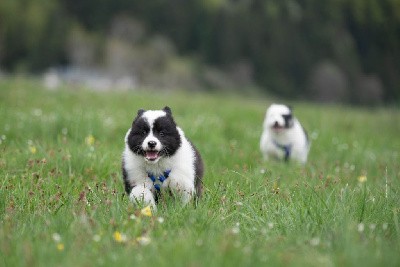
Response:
[274,121,279,127]
[148,141,157,149]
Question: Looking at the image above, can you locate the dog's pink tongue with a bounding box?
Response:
[146,151,159,160]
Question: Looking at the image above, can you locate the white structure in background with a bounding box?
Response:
[42,67,137,91]
[43,68,61,90]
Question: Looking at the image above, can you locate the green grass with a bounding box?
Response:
[1,77,399,266]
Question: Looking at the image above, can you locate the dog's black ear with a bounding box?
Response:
[163,106,172,115]
[132,109,145,125]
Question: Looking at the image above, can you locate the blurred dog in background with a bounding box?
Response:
[260,104,310,164]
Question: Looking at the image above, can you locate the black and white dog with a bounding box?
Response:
[260,104,310,164]
[122,106,204,209]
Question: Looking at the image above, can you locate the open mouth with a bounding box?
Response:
[273,126,284,129]
[145,150,160,161]
[271,125,285,132]
[272,124,284,129]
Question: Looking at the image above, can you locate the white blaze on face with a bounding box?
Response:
[142,110,167,126]
[141,110,167,162]
[142,132,162,149]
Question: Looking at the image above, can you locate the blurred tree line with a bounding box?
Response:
[0,0,399,104]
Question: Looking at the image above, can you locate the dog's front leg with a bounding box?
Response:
[129,184,156,208]
[168,175,195,205]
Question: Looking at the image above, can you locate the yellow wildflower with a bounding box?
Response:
[141,206,152,217]
[57,243,64,251]
[358,175,367,183]
[85,134,95,146]
[272,181,280,194]
[29,146,37,154]
[113,231,122,242]
[273,181,279,189]
[113,231,127,243]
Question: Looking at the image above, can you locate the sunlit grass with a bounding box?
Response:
[0,77,399,266]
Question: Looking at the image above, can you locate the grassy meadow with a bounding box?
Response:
[0,78,399,266]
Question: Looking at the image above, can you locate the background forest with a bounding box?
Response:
[0,0,399,104]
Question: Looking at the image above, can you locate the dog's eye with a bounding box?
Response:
[141,130,147,136]
[159,131,165,137]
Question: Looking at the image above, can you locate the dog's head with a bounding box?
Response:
[263,104,294,133]
[126,106,181,163]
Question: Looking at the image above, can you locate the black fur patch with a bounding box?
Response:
[127,117,150,157]
[163,106,172,115]
[191,142,204,197]
[283,113,294,128]
[122,158,134,194]
[302,124,309,145]
[152,115,181,157]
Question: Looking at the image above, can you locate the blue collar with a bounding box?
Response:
[273,140,292,161]
[148,170,171,191]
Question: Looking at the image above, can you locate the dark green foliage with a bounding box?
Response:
[0,0,399,103]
